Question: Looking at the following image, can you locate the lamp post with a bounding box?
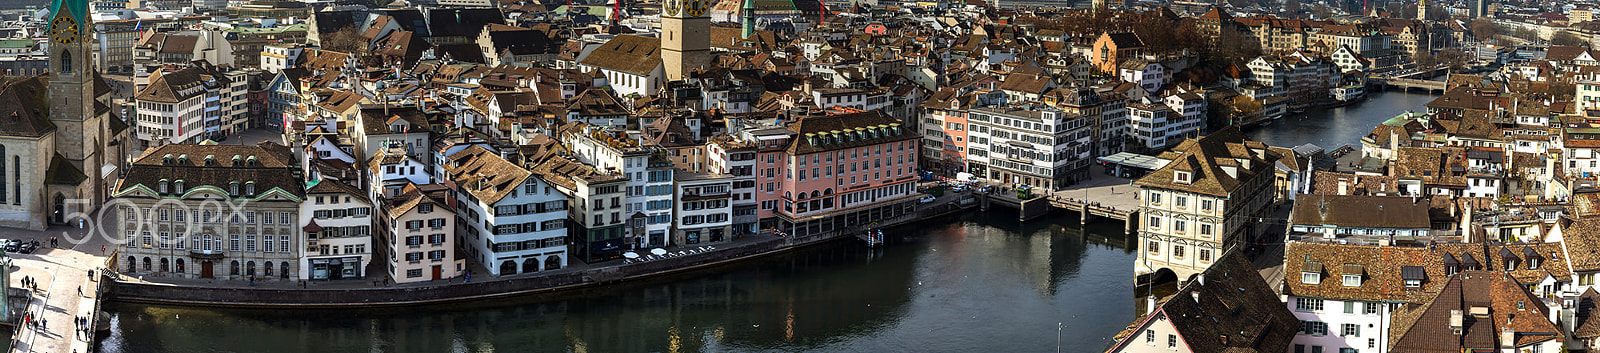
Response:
[1056,322,1064,353]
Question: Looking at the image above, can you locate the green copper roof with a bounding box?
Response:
[50,0,88,28]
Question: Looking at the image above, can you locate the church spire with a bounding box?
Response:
[741,0,755,39]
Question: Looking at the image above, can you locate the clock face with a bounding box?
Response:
[50,16,79,45]
[686,0,705,17]
[664,0,680,17]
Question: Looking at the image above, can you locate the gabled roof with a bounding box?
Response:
[443,145,530,205]
[1133,128,1279,197]
[0,75,56,138]
[1110,250,1297,352]
[1291,194,1431,229]
[1388,271,1564,351]
[580,35,662,76]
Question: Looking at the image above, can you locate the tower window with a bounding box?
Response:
[60,51,72,74]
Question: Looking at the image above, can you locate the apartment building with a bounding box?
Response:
[446,146,571,275]
[384,186,463,283]
[299,180,374,280]
[964,105,1093,190]
[1134,129,1281,283]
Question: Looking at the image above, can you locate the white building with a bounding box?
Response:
[131,65,248,147]
[964,105,1093,190]
[674,172,735,245]
[445,146,571,275]
[706,137,758,234]
[1133,131,1280,283]
[260,43,307,74]
[299,180,374,280]
[366,147,432,202]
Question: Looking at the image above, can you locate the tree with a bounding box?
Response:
[1412,49,1436,67]
[1552,31,1589,47]
[1435,49,1470,71]
[321,27,368,55]
[1470,17,1500,43]
[1285,0,1302,13]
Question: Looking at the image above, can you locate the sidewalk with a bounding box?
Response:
[116,232,787,291]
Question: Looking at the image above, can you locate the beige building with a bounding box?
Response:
[300,180,374,280]
[114,143,305,281]
[384,186,461,283]
[1133,129,1281,284]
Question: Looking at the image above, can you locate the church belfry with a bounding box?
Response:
[662,0,710,81]
[46,0,106,225]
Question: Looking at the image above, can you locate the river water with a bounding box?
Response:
[94,91,1437,353]
[1244,91,1438,149]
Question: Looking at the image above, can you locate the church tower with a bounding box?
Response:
[662,0,710,81]
[1416,0,1427,21]
[47,0,105,222]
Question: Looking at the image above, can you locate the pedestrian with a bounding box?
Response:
[100,245,105,255]
[465,272,471,283]
[248,275,254,286]
[77,286,82,297]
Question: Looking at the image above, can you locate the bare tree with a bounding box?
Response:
[1470,18,1500,43]
[321,27,368,55]
[1552,31,1589,47]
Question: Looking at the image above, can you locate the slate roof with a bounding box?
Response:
[784,110,916,155]
[1290,194,1430,229]
[0,75,56,138]
[118,142,303,198]
[424,8,506,38]
[358,105,429,135]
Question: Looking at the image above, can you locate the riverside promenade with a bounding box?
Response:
[106,190,980,308]
[6,225,112,353]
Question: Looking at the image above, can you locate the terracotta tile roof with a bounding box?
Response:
[1576,288,1600,339]
[1562,217,1600,272]
[1389,271,1564,351]
[442,145,530,205]
[1133,128,1280,197]
[1310,170,1399,195]
[1482,242,1570,285]
[1108,250,1296,353]
[579,34,661,76]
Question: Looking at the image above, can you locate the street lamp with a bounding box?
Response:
[1056,322,1064,353]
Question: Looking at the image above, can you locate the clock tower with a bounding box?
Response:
[661,0,710,81]
[46,0,106,223]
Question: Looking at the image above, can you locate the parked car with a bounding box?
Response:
[17,243,34,254]
[919,195,937,204]
[5,240,20,252]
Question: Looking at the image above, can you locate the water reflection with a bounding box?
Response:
[1246,91,1437,148]
[99,210,1134,353]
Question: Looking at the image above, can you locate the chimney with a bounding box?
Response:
[1499,327,1515,349]
[1449,310,1464,334]
[1146,295,1158,315]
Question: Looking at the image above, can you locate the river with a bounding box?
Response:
[1244,91,1438,149]
[98,212,1140,353]
[93,91,1437,353]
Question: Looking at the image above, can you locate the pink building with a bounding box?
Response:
[751,111,921,237]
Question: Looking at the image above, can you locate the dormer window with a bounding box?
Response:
[1301,261,1322,284]
[1174,171,1191,184]
[229,181,239,196]
[245,181,256,196]
[174,180,184,193]
[204,155,216,167]
[159,179,169,194]
[1342,264,1363,287]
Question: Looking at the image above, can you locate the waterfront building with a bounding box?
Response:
[383,185,463,283]
[674,171,736,245]
[1103,250,1296,353]
[528,152,629,264]
[554,122,674,250]
[1387,271,1564,353]
[446,146,572,275]
[299,180,373,280]
[964,105,1093,190]
[765,110,921,238]
[1133,129,1280,283]
[706,136,759,235]
[114,143,305,281]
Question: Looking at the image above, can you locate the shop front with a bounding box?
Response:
[309,257,362,280]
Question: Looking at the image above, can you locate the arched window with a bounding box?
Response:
[280,263,289,279]
[230,260,239,275]
[246,261,256,276]
[545,255,562,270]
[500,260,517,275]
[523,258,538,273]
[160,258,169,272]
[142,257,151,271]
[60,51,71,74]
[127,256,136,272]
[264,261,273,276]
[175,259,185,273]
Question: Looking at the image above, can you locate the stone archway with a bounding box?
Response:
[52,193,65,224]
